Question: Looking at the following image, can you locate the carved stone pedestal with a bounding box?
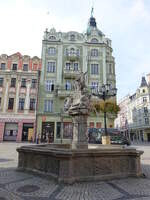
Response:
[71,114,88,149]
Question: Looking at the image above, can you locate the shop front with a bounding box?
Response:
[4,123,18,141]
[22,123,34,141]
[41,122,54,143]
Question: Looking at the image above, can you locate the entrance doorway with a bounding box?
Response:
[147,133,150,142]
[22,123,34,141]
[42,122,54,143]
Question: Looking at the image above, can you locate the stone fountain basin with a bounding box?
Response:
[17,144,143,184]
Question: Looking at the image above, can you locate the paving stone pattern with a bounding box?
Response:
[0,143,150,200]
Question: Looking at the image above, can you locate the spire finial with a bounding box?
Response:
[91,0,94,17]
[91,6,94,17]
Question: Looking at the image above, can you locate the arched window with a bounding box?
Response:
[91,38,98,43]
[70,34,75,41]
[70,48,75,54]
[49,35,56,40]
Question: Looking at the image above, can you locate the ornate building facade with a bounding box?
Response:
[37,12,116,142]
[115,76,150,142]
[0,52,41,142]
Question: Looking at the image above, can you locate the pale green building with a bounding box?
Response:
[37,12,116,143]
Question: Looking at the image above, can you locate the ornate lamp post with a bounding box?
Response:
[91,84,117,145]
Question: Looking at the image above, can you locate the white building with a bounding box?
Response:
[115,76,150,142]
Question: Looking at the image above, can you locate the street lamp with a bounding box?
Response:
[91,84,117,144]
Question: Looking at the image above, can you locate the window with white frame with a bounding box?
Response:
[45,80,54,92]
[0,63,6,70]
[48,47,56,56]
[65,62,71,70]
[145,117,149,125]
[23,64,28,71]
[0,78,4,87]
[91,64,99,75]
[143,97,147,102]
[91,81,99,92]
[91,49,98,57]
[30,98,36,110]
[18,98,25,110]
[47,62,56,73]
[44,100,53,112]
[65,80,72,90]
[73,63,79,71]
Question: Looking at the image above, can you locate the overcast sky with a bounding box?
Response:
[0,0,150,100]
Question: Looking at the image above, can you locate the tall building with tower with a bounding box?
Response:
[37,10,116,142]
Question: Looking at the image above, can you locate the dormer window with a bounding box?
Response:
[143,89,145,93]
[70,34,75,41]
[49,36,56,40]
[91,38,98,43]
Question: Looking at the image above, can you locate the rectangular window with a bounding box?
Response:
[145,118,149,125]
[66,62,71,70]
[44,100,53,112]
[45,80,54,92]
[0,78,4,87]
[11,78,16,87]
[63,122,73,139]
[23,64,28,71]
[47,62,56,73]
[12,64,17,71]
[65,80,72,90]
[30,98,36,110]
[89,122,94,128]
[144,107,148,113]
[96,122,101,128]
[48,47,56,56]
[31,79,37,89]
[73,63,78,71]
[91,64,99,75]
[56,122,61,138]
[8,98,14,110]
[109,64,113,74]
[91,81,99,92]
[91,49,98,57]
[143,97,147,102]
[0,63,5,70]
[18,98,25,110]
[21,79,26,88]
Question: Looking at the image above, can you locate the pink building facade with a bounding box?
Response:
[0,52,41,142]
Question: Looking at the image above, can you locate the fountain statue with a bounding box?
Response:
[17,72,143,184]
[64,72,91,148]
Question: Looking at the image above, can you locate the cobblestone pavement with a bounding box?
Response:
[0,142,150,200]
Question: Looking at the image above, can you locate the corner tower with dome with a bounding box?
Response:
[37,9,116,142]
